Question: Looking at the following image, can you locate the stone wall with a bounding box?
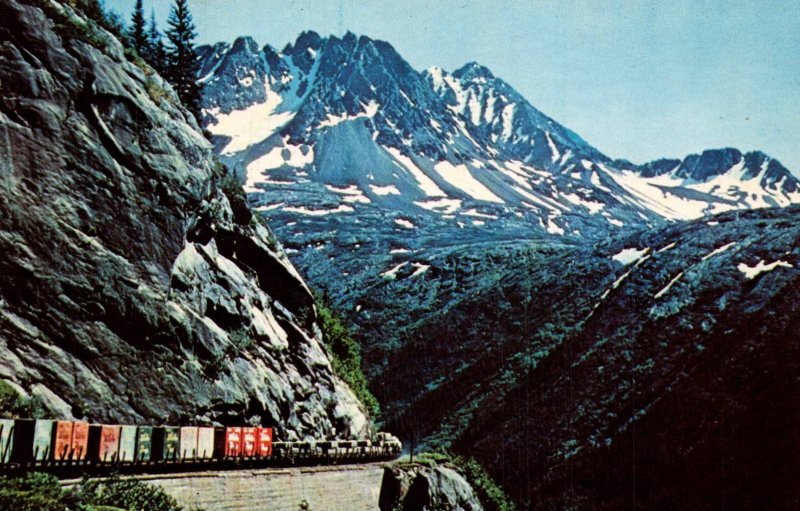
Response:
[67,464,386,511]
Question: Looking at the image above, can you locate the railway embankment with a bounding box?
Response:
[64,464,385,511]
[58,460,486,511]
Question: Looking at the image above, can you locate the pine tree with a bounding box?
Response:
[165,0,202,120]
[143,9,166,74]
[128,0,148,56]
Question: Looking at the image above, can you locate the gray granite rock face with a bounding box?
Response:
[0,0,370,440]
[380,464,483,511]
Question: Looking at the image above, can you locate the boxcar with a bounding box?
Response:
[224,426,242,457]
[242,427,257,457]
[196,427,215,460]
[135,426,153,462]
[33,419,54,461]
[0,419,13,463]
[53,421,73,460]
[71,422,89,461]
[179,426,198,460]
[257,427,273,457]
[118,426,137,462]
[163,426,180,461]
[89,425,121,463]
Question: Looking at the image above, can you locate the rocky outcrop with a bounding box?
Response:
[0,0,369,440]
[380,464,483,511]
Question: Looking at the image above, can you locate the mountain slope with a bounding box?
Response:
[360,206,800,509]
[0,0,369,440]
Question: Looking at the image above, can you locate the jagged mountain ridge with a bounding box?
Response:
[0,0,369,440]
[198,31,799,240]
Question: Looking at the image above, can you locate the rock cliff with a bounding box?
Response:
[0,0,369,440]
[380,464,483,511]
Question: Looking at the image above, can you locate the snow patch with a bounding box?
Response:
[462,209,498,220]
[737,259,793,280]
[433,161,504,203]
[318,100,380,128]
[381,262,408,279]
[415,198,462,215]
[654,271,686,299]
[701,242,737,261]
[410,263,430,277]
[612,247,649,266]
[545,132,560,163]
[283,205,354,216]
[207,84,298,155]
[370,184,401,196]
[385,147,446,197]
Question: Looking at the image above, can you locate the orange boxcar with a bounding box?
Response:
[224,427,242,457]
[71,422,89,460]
[99,425,121,462]
[242,427,257,457]
[53,421,73,460]
[257,427,273,457]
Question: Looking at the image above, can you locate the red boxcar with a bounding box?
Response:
[99,425,121,462]
[71,422,89,460]
[224,427,242,457]
[257,427,273,457]
[242,427,257,457]
[53,421,73,460]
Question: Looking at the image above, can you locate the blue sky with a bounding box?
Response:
[106,0,800,173]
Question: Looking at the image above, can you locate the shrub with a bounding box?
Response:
[145,78,170,106]
[0,472,190,511]
[0,381,46,419]
[451,456,516,511]
[316,301,381,418]
[0,472,77,511]
[78,476,184,511]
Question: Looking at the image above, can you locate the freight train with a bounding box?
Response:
[0,418,401,475]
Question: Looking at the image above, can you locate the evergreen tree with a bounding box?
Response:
[165,0,202,119]
[128,0,148,56]
[143,9,166,74]
[104,9,128,43]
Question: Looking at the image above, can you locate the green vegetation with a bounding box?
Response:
[451,455,516,511]
[127,0,147,56]
[35,0,200,119]
[0,381,46,419]
[164,0,202,119]
[78,476,186,511]
[316,299,381,418]
[0,472,192,511]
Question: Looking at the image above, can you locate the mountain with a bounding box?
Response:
[0,0,369,440]
[198,32,799,241]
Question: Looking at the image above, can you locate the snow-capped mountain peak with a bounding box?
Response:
[197,31,800,244]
